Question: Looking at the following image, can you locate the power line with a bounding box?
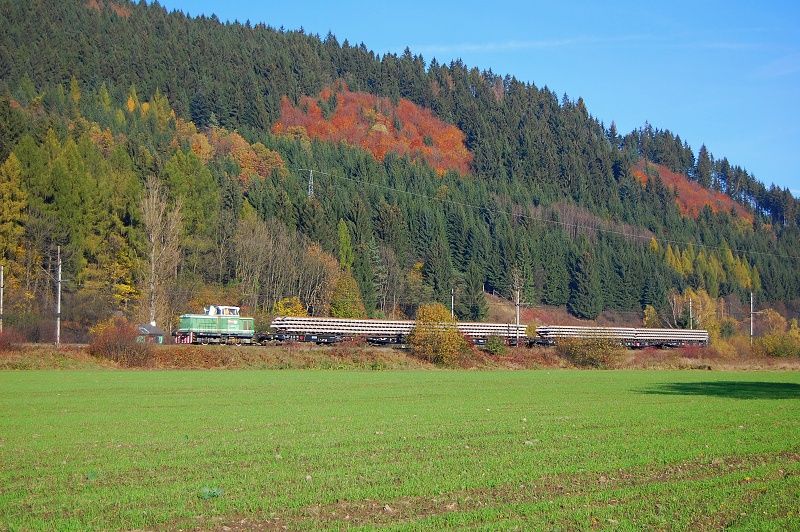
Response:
[294,167,799,262]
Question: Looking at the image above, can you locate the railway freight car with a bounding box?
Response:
[535,325,709,348]
[174,305,255,344]
[270,316,709,348]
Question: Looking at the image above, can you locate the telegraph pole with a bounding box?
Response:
[56,246,62,347]
[450,288,454,319]
[750,292,754,346]
[749,292,764,347]
[0,264,4,334]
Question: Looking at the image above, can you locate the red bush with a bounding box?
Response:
[88,317,150,366]
[0,328,24,352]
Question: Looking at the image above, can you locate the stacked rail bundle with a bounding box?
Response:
[535,326,708,347]
[270,317,708,347]
[270,316,527,338]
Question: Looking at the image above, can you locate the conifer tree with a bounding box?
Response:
[456,261,488,320]
[541,234,569,306]
[567,250,603,319]
[696,144,712,188]
[423,230,454,306]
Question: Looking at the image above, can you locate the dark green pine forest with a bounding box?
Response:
[0,0,798,341]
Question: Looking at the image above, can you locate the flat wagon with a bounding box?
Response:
[270,316,708,348]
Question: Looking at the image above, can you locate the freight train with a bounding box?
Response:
[269,317,709,348]
[173,308,709,348]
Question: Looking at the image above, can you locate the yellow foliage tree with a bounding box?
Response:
[759,308,787,335]
[329,272,366,318]
[69,76,81,107]
[673,287,719,337]
[754,316,800,358]
[665,244,683,274]
[643,304,660,327]
[408,302,468,366]
[273,296,308,317]
[0,153,28,263]
[125,86,139,113]
[732,257,752,289]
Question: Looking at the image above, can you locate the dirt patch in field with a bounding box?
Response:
[210,451,798,530]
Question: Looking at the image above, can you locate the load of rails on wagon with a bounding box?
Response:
[174,307,709,348]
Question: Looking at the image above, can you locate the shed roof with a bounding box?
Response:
[137,324,166,336]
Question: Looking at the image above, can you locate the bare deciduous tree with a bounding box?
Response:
[234,217,339,315]
[140,176,182,329]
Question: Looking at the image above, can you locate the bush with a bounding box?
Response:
[88,317,151,366]
[0,328,24,352]
[484,335,506,356]
[754,333,800,358]
[719,318,738,339]
[753,319,800,358]
[555,338,625,368]
[408,303,468,366]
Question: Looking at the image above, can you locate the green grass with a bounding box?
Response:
[1,370,798,530]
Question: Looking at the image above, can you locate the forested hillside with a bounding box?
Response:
[0,0,798,342]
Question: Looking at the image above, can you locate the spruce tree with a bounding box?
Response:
[696,144,712,188]
[456,261,488,321]
[567,250,603,319]
[541,234,569,305]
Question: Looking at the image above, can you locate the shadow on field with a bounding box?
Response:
[642,381,800,400]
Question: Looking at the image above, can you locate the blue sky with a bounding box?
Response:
[158,0,800,196]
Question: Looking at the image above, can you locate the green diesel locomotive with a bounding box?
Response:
[174,305,255,344]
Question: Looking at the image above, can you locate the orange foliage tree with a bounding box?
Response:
[273,82,472,175]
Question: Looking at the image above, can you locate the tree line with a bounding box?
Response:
[0,0,798,339]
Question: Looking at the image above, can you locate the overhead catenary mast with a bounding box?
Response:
[56,246,62,347]
[1,264,4,334]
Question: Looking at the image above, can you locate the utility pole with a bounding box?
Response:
[450,288,454,319]
[749,292,764,347]
[298,168,314,198]
[515,289,520,346]
[56,246,61,347]
[750,291,754,346]
[0,264,4,334]
[689,297,693,330]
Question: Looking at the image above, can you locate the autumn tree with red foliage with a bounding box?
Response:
[632,160,752,223]
[273,82,472,175]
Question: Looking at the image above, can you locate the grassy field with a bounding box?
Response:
[1,370,798,530]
